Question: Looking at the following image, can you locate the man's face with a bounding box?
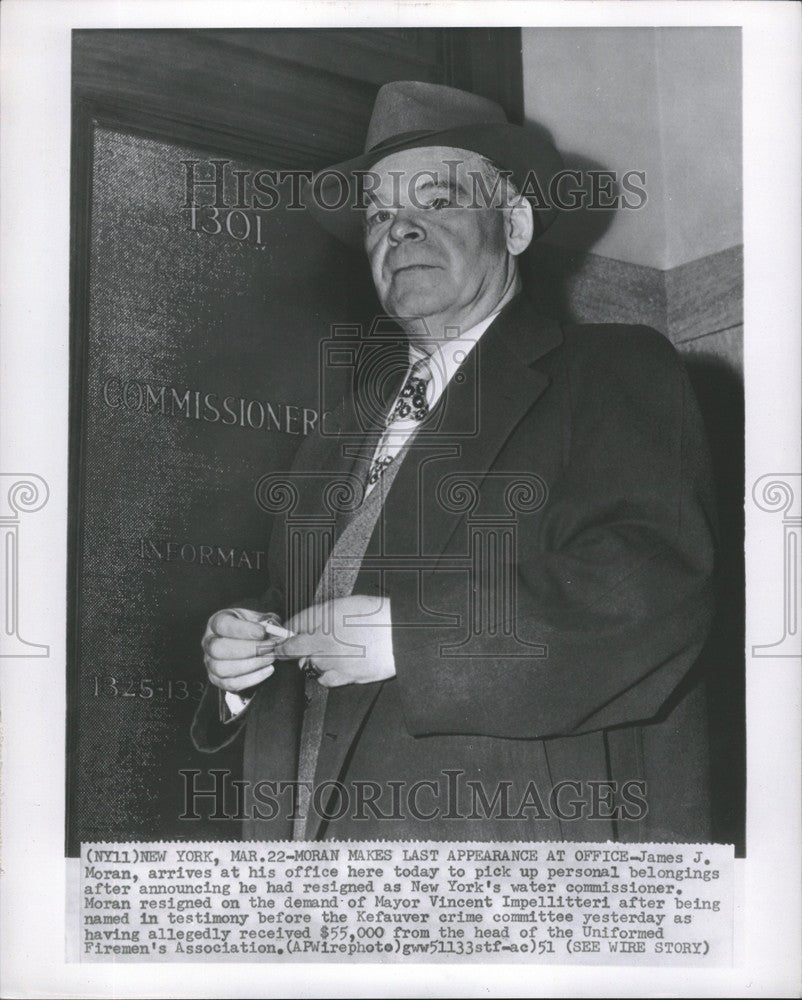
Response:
[363,147,511,331]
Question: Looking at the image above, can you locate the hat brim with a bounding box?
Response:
[302,122,564,249]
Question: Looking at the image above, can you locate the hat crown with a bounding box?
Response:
[364,81,509,153]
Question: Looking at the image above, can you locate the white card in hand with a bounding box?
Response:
[259,618,294,640]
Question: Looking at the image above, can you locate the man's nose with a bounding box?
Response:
[388,210,425,244]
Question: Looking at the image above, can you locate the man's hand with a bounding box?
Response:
[202,608,281,693]
[273,595,395,688]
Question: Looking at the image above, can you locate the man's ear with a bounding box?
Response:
[503,196,534,256]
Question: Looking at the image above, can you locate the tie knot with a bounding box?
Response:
[409,354,433,381]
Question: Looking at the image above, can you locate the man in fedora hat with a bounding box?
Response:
[193,81,716,843]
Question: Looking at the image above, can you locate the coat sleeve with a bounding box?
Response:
[189,411,340,754]
[190,582,285,752]
[388,326,718,740]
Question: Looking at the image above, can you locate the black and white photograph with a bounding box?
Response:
[0,2,799,997]
[65,24,746,851]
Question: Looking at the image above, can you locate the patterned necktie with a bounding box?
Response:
[366,354,433,487]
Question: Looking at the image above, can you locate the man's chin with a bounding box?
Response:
[383,294,451,323]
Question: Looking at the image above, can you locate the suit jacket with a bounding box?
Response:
[192,293,717,843]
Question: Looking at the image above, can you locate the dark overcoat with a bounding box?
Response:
[193,293,717,843]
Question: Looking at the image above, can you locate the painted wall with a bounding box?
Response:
[522,27,742,269]
[523,29,745,854]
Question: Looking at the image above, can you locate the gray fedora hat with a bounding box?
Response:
[303,80,564,248]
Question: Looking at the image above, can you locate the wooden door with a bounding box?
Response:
[67,27,524,851]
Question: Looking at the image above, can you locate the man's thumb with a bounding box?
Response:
[272,633,310,660]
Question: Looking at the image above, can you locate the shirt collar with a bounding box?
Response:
[409,309,501,398]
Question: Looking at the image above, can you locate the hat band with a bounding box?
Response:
[366,129,439,155]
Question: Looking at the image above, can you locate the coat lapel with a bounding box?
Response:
[380,294,562,562]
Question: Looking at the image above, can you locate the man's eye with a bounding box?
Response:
[428,196,451,210]
[366,210,391,230]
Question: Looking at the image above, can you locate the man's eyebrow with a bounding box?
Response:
[416,178,466,196]
[363,176,466,212]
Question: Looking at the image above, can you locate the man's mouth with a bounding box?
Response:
[391,264,440,276]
